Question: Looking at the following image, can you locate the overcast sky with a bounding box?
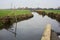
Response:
[0,0,60,9]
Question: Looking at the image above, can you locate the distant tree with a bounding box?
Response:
[43,8,47,10]
[17,7,20,9]
[24,7,29,10]
[57,7,60,10]
[48,8,54,10]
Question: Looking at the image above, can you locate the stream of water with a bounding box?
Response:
[0,12,60,40]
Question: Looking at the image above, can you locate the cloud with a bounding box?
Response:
[0,0,60,9]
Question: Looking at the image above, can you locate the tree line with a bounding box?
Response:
[17,7,60,10]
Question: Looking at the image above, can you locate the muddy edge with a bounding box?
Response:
[0,13,33,27]
[36,10,60,22]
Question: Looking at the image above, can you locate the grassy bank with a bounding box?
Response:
[0,9,33,29]
[36,10,60,22]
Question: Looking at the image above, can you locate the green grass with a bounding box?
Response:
[0,9,31,17]
[42,10,60,14]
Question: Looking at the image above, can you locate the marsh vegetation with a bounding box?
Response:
[36,10,60,22]
[0,10,33,29]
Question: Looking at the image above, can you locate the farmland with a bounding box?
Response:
[0,9,33,27]
[37,10,60,14]
[43,10,60,14]
[0,9,32,17]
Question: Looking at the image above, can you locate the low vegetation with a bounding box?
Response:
[36,10,60,14]
[0,9,33,29]
[0,9,32,17]
[36,10,60,22]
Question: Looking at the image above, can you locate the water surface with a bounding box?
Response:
[0,12,60,40]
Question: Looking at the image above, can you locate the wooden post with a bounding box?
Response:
[13,5,17,37]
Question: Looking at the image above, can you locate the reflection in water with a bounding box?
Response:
[0,24,12,30]
[0,12,60,40]
[0,20,17,40]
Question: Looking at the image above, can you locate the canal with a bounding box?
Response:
[0,12,60,40]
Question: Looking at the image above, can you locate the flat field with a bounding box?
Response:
[37,10,60,14]
[0,9,31,17]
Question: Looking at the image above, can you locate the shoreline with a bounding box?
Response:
[35,10,60,22]
[0,13,33,29]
